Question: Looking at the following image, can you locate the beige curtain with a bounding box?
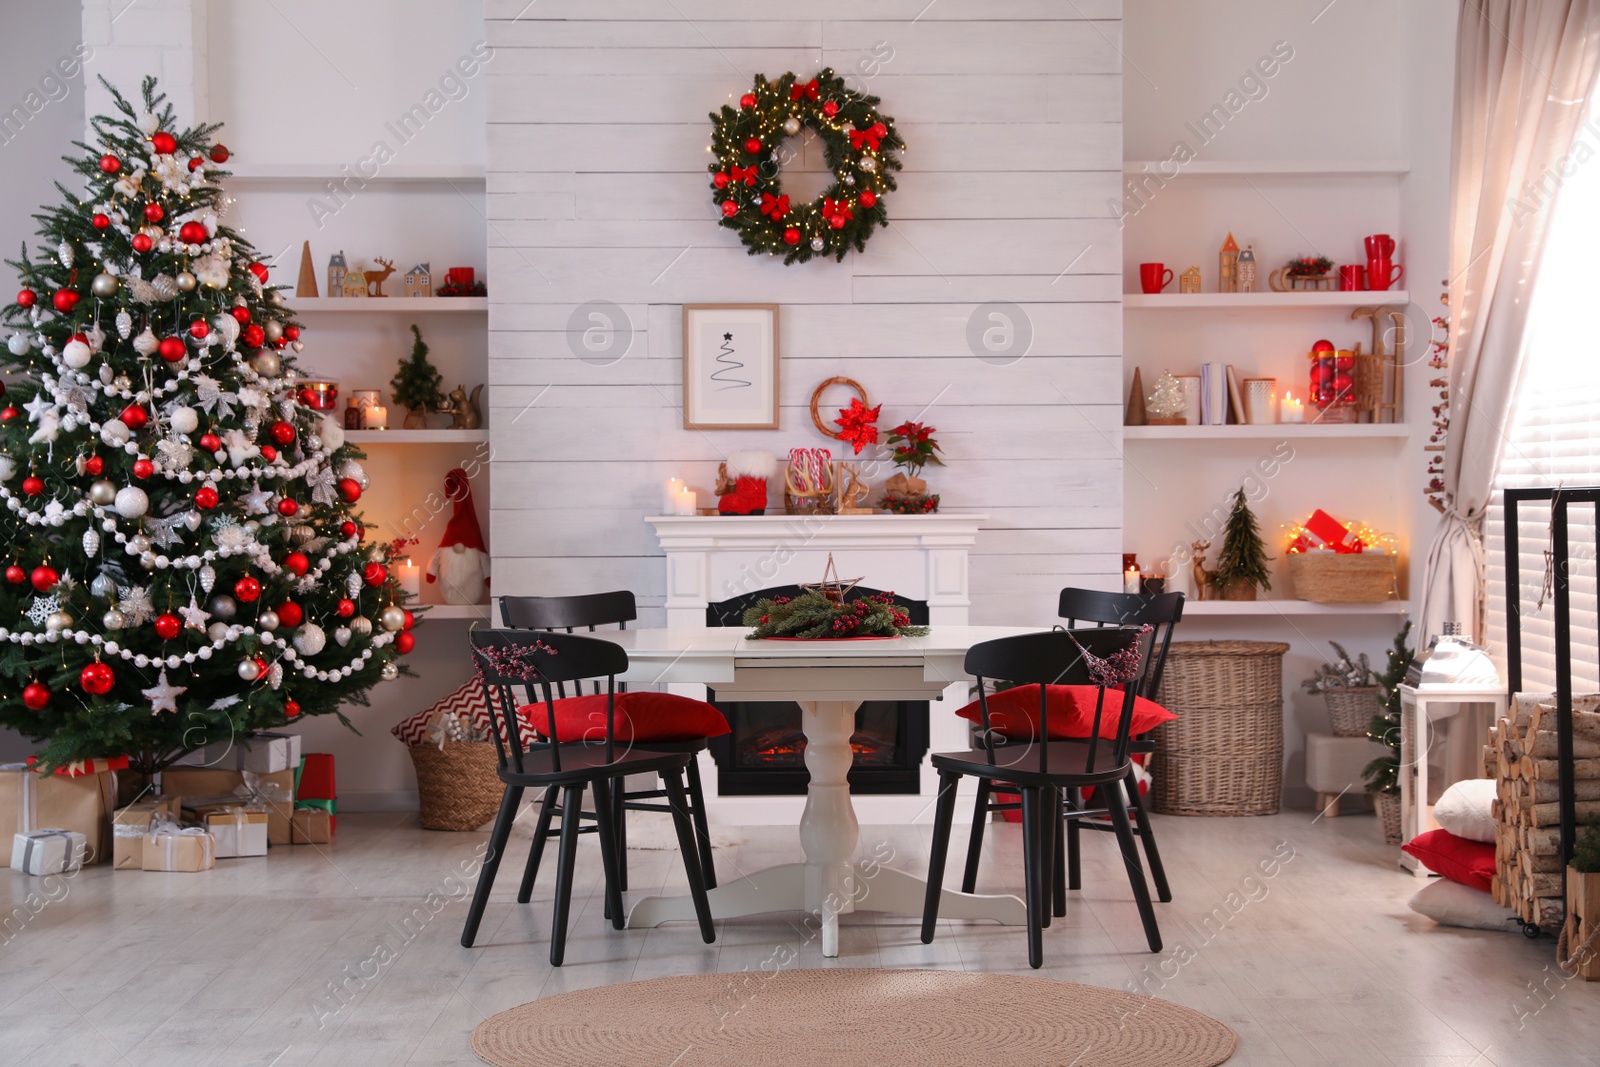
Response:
[1419,0,1600,643]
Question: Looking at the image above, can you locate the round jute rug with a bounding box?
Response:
[471,968,1237,1067]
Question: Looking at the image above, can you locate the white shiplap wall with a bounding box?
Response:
[485,0,1123,625]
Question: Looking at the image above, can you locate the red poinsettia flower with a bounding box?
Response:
[833,397,882,454]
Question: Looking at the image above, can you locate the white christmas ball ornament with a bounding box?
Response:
[208,622,229,642]
[103,609,126,630]
[91,272,119,298]
[783,117,801,135]
[62,338,92,369]
[89,479,117,507]
[292,623,327,657]
[237,658,261,681]
[114,486,149,519]
[0,455,14,481]
[258,610,279,631]
[380,661,400,682]
[379,605,406,632]
[7,333,30,356]
[170,406,199,434]
[100,419,131,448]
[250,351,280,378]
[211,313,240,348]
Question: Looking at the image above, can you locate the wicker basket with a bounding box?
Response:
[1374,791,1403,845]
[1153,640,1288,816]
[408,741,505,831]
[1287,552,1397,603]
[1323,686,1381,737]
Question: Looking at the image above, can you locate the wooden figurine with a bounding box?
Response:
[296,241,319,298]
[1237,244,1257,293]
[1125,367,1148,426]
[365,257,397,298]
[327,250,348,297]
[1190,539,1216,601]
[833,461,872,514]
[403,262,432,298]
[1179,265,1201,294]
[437,384,484,430]
[1218,232,1240,293]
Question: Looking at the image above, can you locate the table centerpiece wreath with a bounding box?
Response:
[743,590,929,639]
[708,69,904,264]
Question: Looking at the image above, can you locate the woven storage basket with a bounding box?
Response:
[1374,791,1403,845]
[1287,552,1397,603]
[409,741,505,831]
[1323,686,1381,737]
[1153,640,1288,816]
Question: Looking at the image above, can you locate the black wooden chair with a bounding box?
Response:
[458,629,715,966]
[921,628,1162,968]
[499,592,722,892]
[960,589,1184,906]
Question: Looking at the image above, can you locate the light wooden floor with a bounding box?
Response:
[1,807,1595,1066]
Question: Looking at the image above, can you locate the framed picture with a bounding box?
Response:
[682,303,779,430]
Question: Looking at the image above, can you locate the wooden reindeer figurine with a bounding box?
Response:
[1190,539,1216,601]
[365,257,397,297]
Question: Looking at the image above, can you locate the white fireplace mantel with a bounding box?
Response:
[647,513,987,628]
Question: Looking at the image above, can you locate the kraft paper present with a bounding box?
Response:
[11,828,87,875]
[142,826,216,872]
[237,732,303,775]
[111,797,181,870]
[195,805,269,858]
[0,764,115,866]
[158,767,243,803]
[175,769,295,845]
[288,808,331,845]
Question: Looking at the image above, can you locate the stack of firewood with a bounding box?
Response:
[1486,694,1600,928]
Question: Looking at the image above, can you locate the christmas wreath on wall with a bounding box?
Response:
[708,68,903,265]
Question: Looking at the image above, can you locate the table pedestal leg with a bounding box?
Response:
[798,700,859,957]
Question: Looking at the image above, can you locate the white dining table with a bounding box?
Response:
[589,625,1039,957]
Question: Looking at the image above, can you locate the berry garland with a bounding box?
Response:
[742,590,929,639]
[709,69,903,265]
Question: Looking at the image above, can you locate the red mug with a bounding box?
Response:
[1139,263,1174,294]
[445,267,475,287]
[1366,259,1403,291]
[1364,234,1396,258]
[1338,264,1366,291]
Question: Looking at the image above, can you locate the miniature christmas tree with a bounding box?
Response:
[0,77,412,775]
[1212,487,1272,597]
[1146,372,1187,423]
[390,324,442,426]
[1363,622,1415,795]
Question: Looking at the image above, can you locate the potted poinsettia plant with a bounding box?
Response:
[882,420,943,514]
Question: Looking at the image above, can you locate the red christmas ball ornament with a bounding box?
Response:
[119,403,148,430]
[132,458,154,480]
[178,221,208,245]
[859,190,877,208]
[194,485,219,510]
[337,478,362,503]
[739,93,757,108]
[153,613,182,640]
[187,157,203,173]
[0,407,18,424]
[80,662,114,695]
[363,561,387,587]
[30,565,58,592]
[269,420,295,445]
[187,319,210,340]
[713,171,730,190]
[282,325,300,341]
[150,131,178,155]
[721,200,739,218]
[22,682,51,710]
[253,656,270,679]
[283,551,310,577]
[276,601,304,628]
[241,324,265,348]
[743,137,762,154]
[230,306,251,325]
[21,476,43,496]
[395,632,416,655]
[234,576,261,602]
[210,144,230,164]
[822,100,839,117]
[1312,339,1336,353]
[783,227,802,245]
[143,203,165,223]
[199,432,221,453]
[336,598,355,618]
[341,520,359,539]
[92,213,110,230]
[131,234,153,254]
[16,289,36,308]
[402,610,415,631]
[158,336,187,363]
[4,565,24,584]
[829,214,847,230]
[98,153,121,174]
[276,497,298,517]
[259,445,277,462]
[247,262,269,284]
[52,289,79,313]
[284,698,300,719]
[84,455,103,475]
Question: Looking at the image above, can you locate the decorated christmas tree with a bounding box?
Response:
[0,77,413,775]
[1363,621,1415,796]
[1213,487,1272,596]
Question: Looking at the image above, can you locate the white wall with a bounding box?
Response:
[484,0,1125,627]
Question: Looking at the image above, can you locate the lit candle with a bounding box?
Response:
[1280,391,1304,424]
[674,485,697,516]
[397,557,421,597]
[663,477,684,515]
[367,405,387,430]
[1124,565,1142,595]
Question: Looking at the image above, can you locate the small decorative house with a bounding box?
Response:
[1218,232,1240,293]
[1237,244,1257,293]
[341,264,368,298]
[403,262,432,298]
[1179,265,1202,294]
[327,250,347,297]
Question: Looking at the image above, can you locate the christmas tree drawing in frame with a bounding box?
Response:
[0,77,412,776]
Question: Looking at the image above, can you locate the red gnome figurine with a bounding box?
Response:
[715,450,776,516]
[426,468,490,604]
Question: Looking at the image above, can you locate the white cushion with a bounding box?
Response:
[1432,778,1497,843]
[1407,879,1518,932]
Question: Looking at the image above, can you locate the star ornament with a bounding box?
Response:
[23,393,55,423]
[143,669,187,715]
[178,595,211,631]
[832,397,882,455]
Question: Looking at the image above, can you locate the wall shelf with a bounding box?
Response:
[223,163,486,183]
[1123,424,1409,440]
[1121,160,1410,178]
[415,603,491,621]
[346,429,488,444]
[1181,600,1407,616]
[1124,292,1409,309]
[290,297,487,313]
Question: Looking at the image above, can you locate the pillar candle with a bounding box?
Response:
[1124,565,1142,595]
[367,405,387,430]
[1280,391,1305,424]
[663,478,684,514]
[673,486,697,516]
[397,558,421,597]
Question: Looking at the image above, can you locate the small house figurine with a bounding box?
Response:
[1219,232,1240,293]
[340,266,368,298]
[1179,265,1201,294]
[327,251,348,297]
[403,262,432,298]
[1237,244,1257,293]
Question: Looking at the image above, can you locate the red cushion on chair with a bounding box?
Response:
[954,684,1176,741]
[1401,828,1496,892]
[518,692,730,744]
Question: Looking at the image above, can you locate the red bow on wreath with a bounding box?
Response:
[834,397,882,454]
[790,78,820,102]
[821,197,854,224]
[759,193,791,219]
[848,122,888,152]
[728,164,759,186]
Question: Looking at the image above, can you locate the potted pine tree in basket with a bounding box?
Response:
[1561,817,1600,980]
[1363,621,1414,845]
[391,323,444,429]
[1213,488,1272,600]
[1303,642,1380,737]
